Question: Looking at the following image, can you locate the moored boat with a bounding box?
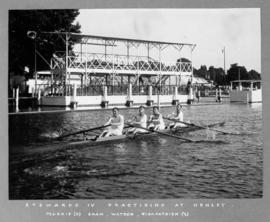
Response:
[230,80,262,103]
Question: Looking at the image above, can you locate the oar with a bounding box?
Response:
[58,124,111,139]
[125,122,194,142]
[164,117,239,135]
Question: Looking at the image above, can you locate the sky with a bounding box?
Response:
[74,9,261,73]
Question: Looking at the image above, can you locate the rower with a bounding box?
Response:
[99,107,124,137]
[126,106,148,136]
[148,106,165,130]
[167,104,186,128]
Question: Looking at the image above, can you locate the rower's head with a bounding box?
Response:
[112,107,119,117]
[139,105,145,114]
[176,104,183,112]
[153,106,160,115]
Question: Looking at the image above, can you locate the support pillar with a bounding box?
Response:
[101,85,109,108]
[172,86,179,105]
[147,85,154,106]
[250,82,253,91]
[70,84,78,108]
[126,83,133,107]
[246,92,250,103]
[13,88,16,99]
[15,87,19,112]
[187,86,194,104]
[239,84,242,91]
[37,89,41,106]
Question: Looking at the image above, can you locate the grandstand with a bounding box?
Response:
[31,32,196,107]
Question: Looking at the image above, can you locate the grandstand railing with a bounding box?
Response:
[46,84,189,97]
[51,53,192,74]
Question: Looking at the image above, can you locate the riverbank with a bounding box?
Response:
[9,97,230,115]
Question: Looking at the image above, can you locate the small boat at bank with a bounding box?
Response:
[230,80,262,103]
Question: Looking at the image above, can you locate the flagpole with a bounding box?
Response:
[223,46,226,75]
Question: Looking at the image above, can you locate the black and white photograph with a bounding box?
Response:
[2,3,269,221]
[8,8,263,200]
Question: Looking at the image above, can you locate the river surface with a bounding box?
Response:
[9,103,263,199]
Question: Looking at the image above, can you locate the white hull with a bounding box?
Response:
[230,89,262,103]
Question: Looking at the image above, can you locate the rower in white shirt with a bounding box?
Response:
[126,106,148,135]
[148,106,165,130]
[99,107,124,137]
[167,104,186,128]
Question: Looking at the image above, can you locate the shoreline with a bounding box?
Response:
[8,101,229,115]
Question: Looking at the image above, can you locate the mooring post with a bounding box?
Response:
[37,89,41,106]
[70,84,78,108]
[31,87,35,98]
[101,85,109,108]
[250,82,253,91]
[15,87,19,112]
[172,86,179,105]
[147,85,153,106]
[126,83,133,107]
[187,86,193,104]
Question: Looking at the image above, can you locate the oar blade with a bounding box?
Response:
[164,117,237,135]
[125,122,194,142]
[57,124,111,140]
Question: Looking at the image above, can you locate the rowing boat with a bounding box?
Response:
[89,121,225,144]
[15,121,225,156]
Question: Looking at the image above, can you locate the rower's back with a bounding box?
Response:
[134,113,147,128]
[150,106,165,130]
[110,114,124,131]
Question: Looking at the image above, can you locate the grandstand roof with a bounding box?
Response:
[41,31,196,48]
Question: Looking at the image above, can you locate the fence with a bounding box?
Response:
[33,83,193,97]
[77,85,103,96]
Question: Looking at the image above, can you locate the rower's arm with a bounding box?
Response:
[151,114,162,124]
[133,115,147,125]
[110,116,124,126]
[177,112,184,121]
[131,115,137,122]
[169,112,183,121]
[170,116,178,120]
[104,118,112,126]
[167,113,173,118]
[126,116,136,124]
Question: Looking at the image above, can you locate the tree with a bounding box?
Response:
[248,69,261,80]
[226,63,249,83]
[193,65,209,79]
[208,66,226,85]
[9,10,81,77]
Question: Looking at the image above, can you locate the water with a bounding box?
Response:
[9,103,263,199]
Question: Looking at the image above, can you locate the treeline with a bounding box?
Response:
[193,63,261,85]
[9,10,81,77]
